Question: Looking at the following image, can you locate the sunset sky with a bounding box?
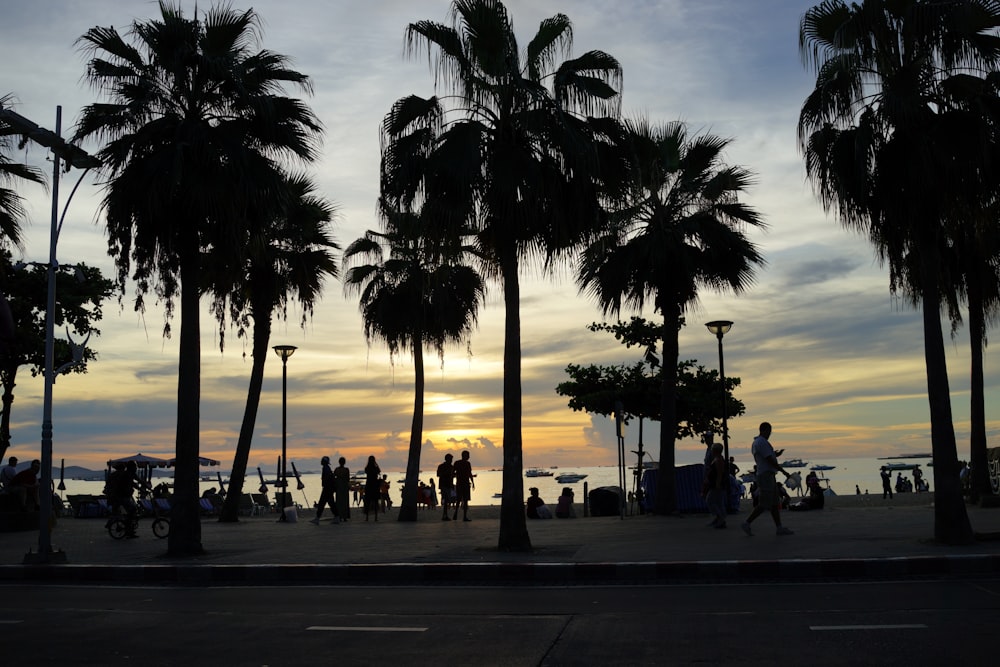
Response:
[1,0,995,474]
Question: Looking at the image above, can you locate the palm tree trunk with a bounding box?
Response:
[219,313,272,522]
[167,246,205,556]
[498,248,531,551]
[398,334,425,522]
[919,246,973,544]
[967,275,991,500]
[653,304,679,515]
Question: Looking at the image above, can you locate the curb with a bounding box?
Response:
[2,554,998,586]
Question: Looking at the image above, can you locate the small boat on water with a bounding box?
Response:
[880,462,923,471]
[555,472,588,483]
[810,464,836,471]
[525,468,554,477]
[784,459,808,468]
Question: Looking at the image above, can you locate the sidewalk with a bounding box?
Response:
[2,498,999,585]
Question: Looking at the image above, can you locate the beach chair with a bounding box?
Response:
[238,493,262,517]
[250,493,271,513]
[198,497,219,515]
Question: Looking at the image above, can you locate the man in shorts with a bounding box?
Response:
[437,453,455,521]
[741,422,794,536]
[453,450,475,521]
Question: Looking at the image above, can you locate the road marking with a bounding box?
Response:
[307,626,427,632]
[810,624,927,631]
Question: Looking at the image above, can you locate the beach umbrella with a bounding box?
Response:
[257,466,268,494]
[291,461,309,506]
[216,471,227,496]
[107,453,169,486]
[57,458,66,492]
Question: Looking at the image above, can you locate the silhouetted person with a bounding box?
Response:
[880,467,892,499]
[741,422,793,536]
[311,456,337,524]
[437,453,455,521]
[453,450,474,521]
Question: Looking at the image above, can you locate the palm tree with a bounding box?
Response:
[0,94,42,250]
[208,173,339,523]
[396,0,626,550]
[577,119,765,515]
[343,204,484,522]
[798,0,1000,543]
[73,2,321,555]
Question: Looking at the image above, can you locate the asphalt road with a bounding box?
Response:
[4,578,998,666]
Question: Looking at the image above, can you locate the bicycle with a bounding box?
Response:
[106,493,170,539]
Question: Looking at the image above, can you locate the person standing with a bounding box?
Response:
[740,422,793,536]
[363,455,381,521]
[0,456,17,491]
[333,457,351,522]
[880,467,893,499]
[453,450,475,521]
[310,456,337,525]
[704,442,728,529]
[437,453,455,521]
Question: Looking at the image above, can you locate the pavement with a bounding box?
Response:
[2,495,999,585]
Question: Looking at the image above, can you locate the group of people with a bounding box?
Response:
[436,451,475,521]
[310,455,352,524]
[525,486,576,519]
[0,456,41,511]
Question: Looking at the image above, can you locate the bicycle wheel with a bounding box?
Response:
[152,517,170,539]
[107,518,127,540]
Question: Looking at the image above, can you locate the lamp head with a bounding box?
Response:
[705,320,733,339]
[273,344,297,361]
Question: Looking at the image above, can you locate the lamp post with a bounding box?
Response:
[2,106,100,564]
[705,320,733,470]
[273,345,296,520]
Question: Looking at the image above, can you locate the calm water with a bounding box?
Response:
[55,455,932,505]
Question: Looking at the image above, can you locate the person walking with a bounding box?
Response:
[453,450,475,521]
[437,453,455,521]
[310,456,337,525]
[740,422,794,536]
[704,442,728,529]
[363,455,381,521]
[333,457,351,522]
[880,467,893,499]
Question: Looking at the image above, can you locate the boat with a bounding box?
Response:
[880,462,923,471]
[525,468,554,477]
[555,472,588,483]
[809,464,836,471]
[783,459,808,468]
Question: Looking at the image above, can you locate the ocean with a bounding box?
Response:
[55,455,933,506]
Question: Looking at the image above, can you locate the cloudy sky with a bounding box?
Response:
[1,0,994,473]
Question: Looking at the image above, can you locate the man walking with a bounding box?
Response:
[453,450,475,521]
[310,456,338,524]
[741,422,793,536]
[880,467,893,499]
[437,453,455,521]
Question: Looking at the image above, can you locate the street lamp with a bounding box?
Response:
[705,320,733,470]
[2,105,100,564]
[272,344,296,521]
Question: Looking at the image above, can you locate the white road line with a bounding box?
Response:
[810,624,927,631]
[307,626,427,632]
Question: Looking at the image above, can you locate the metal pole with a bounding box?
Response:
[35,107,62,562]
[717,334,729,472]
[281,356,288,514]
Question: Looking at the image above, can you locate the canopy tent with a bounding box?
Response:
[106,453,169,468]
[106,453,170,486]
[166,456,220,468]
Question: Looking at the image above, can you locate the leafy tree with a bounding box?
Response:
[74,2,321,555]
[343,204,484,522]
[577,120,765,514]
[209,173,339,523]
[798,0,1000,542]
[556,318,745,443]
[0,250,114,462]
